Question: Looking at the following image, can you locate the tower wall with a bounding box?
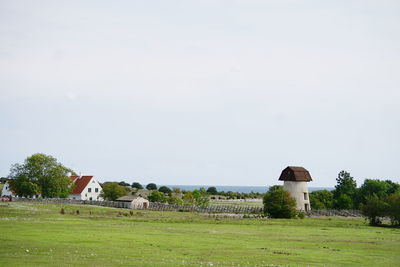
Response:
[283,181,311,211]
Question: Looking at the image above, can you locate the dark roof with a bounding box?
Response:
[278,166,312,182]
[70,176,93,194]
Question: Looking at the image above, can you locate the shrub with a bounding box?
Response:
[263,186,296,218]
[361,194,387,226]
[297,211,305,219]
[60,208,65,214]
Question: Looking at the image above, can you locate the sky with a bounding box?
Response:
[1,0,399,187]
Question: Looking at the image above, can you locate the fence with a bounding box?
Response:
[11,197,363,217]
[307,209,363,217]
[11,197,263,214]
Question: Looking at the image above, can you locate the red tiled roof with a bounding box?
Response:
[69,176,79,182]
[71,176,93,194]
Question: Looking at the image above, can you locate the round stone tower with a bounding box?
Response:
[278,166,312,211]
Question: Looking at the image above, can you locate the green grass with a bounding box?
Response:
[0,202,399,266]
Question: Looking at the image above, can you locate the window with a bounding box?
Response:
[88,188,92,193]
[73,197,76,200]
[95,188,98,193]
[304,192,308,200]
[89,197,93,200]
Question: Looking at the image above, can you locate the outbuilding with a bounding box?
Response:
[115,195,149,209]
[279,166,312,211]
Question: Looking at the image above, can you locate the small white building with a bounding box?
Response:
[115,195,149,209]
[279,166,312,211]
[1,181,14,197]
[68,176,103,201]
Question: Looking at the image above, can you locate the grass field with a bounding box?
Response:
[0,202,399,266]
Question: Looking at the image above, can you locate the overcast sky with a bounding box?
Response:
[1,1,399,187]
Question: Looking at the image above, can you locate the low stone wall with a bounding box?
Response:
[11,197,363,217]
[307,209,363,217]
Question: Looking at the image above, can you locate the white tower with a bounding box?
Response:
[279,166,312,211]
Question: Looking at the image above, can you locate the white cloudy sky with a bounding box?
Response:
[1,0,399,187]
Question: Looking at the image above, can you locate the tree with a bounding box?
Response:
[182,191,195,204]
[158,186,172,195]
[167,196,184,205]
[146,183,157,190]
[9,174,40,197]
[386,193,400,226]
[263,185,296,218]
[148,190,166,203]
[131,182,143,189]
[333,171,357,209]
[193,188,210,207]
[206,186,218,195]
[309,190,333,210]
[118,181,130,187]
[100,182,128,201]
[8,153,75,198]
[357,179,390,207]
[361,194,387,226]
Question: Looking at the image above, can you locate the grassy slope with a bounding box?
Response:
[0,202,399,267]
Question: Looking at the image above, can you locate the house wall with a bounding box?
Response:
[130,197,149,209]
[1,182,13,196]
[283,181,311,211]
[68,177,103,201]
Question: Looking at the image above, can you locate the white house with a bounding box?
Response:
[279,166,312,211]
[1,181,14,197]
[68,176,103,201]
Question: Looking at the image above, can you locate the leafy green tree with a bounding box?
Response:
[386,193,400,225]
[131,182,143,189]
[118,181,130,187]
[167,196,184,205]
[182,191,195,204]
[9,153,74,198]
[206,186,218,195]
[361,194,387,226]
[333,171,357,209]
[148,190,166,203]
[100,182,128,201]
[9,174,40,197]
[193,188,210,207]
[357,179,390,207]
[263,185,296,218]
[146,183,157,190]
[158,186,172,195]
[309,190,333,210]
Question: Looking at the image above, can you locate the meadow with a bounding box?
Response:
[0,202,399,266]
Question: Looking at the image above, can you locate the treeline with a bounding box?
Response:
[310,171,400,226]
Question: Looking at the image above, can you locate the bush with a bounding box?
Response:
[148,190,166,203]
[297,211,305,219]
[361,194,387,226]
[263,186,296,219]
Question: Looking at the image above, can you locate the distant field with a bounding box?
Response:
[0,202,399,266]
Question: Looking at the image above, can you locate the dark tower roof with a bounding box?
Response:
[278,166,312,182]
